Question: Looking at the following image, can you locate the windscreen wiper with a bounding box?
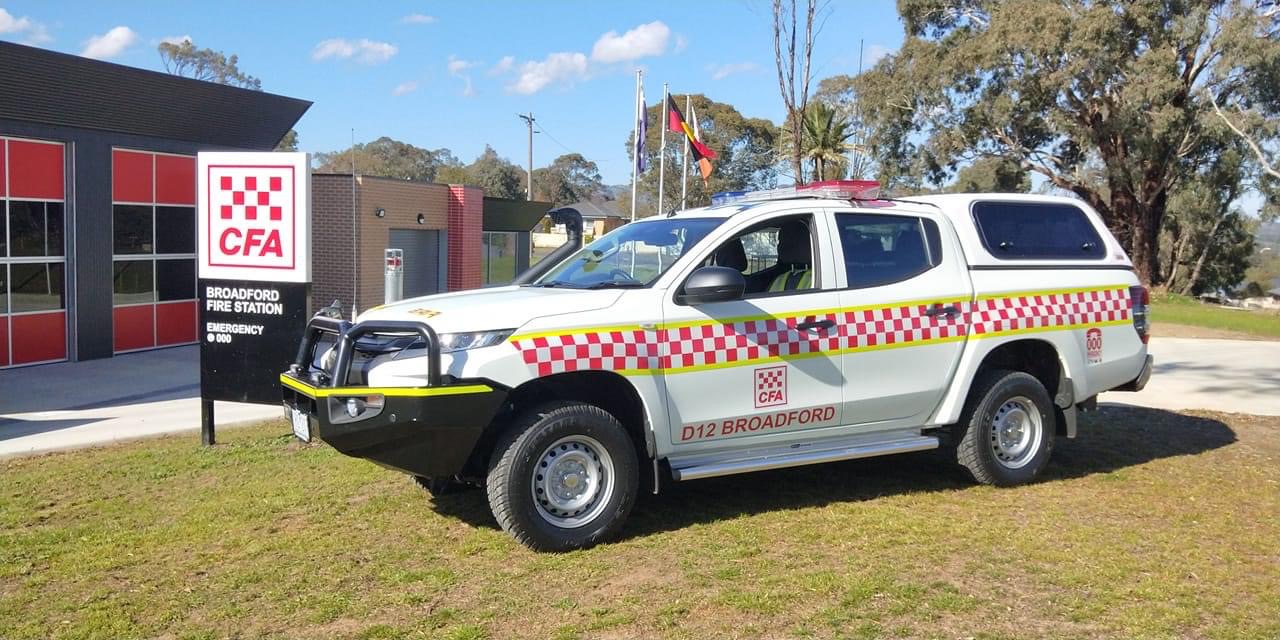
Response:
[583,281,645,289]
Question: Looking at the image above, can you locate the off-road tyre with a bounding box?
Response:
[953,369,1055,486]
[486,401,639,552]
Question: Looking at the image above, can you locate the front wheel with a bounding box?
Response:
[486,402,639,551]
[953,369,1055,486]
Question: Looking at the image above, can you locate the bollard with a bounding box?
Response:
[384,248,404,304]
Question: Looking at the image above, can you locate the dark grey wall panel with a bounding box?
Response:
[0,41,310,150]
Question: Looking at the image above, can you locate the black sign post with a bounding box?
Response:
[198,279,309,443]
[196,151,311,445]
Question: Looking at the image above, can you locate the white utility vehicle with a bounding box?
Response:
[282,181,1152,551]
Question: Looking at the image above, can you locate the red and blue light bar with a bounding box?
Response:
[711,180,882,206]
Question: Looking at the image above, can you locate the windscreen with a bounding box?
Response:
[533,217,725,289]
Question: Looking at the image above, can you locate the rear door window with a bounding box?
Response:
[835,213,942,288]
[972,201,1105,260]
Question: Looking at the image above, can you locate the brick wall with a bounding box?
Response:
[447,185,483,291]
[311,174,483,310]
[311,174,357,313]
[354,176,450,311]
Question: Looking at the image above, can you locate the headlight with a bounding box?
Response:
[436,329,515,353]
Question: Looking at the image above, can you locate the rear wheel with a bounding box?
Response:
[953,369,1055,486]
[486,402,639,551]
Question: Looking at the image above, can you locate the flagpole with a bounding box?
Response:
[658,82,668,215]
[630,69,641,223]
[681,95,690,209]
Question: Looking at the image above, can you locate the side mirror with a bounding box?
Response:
[681,266,746,305]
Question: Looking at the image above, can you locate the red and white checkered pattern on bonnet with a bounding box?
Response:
[510,287,1130,376]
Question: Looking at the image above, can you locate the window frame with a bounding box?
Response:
[833,211,943,290]
[110,148,198,352]
[970,200,1107,262]
[1,135,69,367]
[676,211,826,305]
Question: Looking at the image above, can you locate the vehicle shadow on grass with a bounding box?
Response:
[428,405,1236,539]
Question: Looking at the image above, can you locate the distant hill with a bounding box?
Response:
[1257,221,1280,249]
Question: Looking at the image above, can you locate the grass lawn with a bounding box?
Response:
[3,407,1279,639]
[1151,293,1280,339]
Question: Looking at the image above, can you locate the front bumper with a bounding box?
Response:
[280,313,507,477]
[281,373,507,477]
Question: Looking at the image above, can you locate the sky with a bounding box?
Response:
[0,1,906,185]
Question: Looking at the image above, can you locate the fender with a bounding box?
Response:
[929,334,1087,427]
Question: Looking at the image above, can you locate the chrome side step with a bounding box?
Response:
[669,432,939,482]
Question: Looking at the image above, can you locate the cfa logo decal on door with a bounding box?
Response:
[206,166,296,270]
[754,365,787,408]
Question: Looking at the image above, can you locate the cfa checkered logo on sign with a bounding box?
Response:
[1086,327,1103,364]
[206,165,296,270]
[754,365,787,408]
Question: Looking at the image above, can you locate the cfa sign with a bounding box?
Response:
[197,152,310,283]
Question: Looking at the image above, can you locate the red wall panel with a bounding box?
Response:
[155,154,195,205]
[11,311,67,364]
[112,149,153,203]
[113,305,156,352]
[156,301,197,345]
[0,140,6,197]
[9,140,64,200]
[446,185,483,291]
[0,317,8,366]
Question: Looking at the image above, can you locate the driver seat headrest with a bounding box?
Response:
[776,219,811,266]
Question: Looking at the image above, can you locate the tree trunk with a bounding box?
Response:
[792,115,805,184]
[1176,215,1227,296]
[1112,190,1162,285]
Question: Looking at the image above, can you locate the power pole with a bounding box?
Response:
[518,112,535,200]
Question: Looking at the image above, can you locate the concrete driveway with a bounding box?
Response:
[0,346,280,458]
[1102,337,1280,416]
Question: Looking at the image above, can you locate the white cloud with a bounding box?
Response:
[81,26,137,59]
[507,51,588,95]
[392,81,419,96]
[312,38,398,64]
[590,21,670,63]
[400,13,436,24]
[447,54,475,75]
[489,55,514,76]
[0,8,51,45]
[160,34,192,46]
[707,62,759,80]
[446,55,478,97]
[674,34,688,53]
[863,44,892,68]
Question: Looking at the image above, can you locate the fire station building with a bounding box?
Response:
[0,41,310,368]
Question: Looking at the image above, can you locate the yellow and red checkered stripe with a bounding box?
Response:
[510,286,1130,377]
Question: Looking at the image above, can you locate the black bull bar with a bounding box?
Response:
[289,314,442,387]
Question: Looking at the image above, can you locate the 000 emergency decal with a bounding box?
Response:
[509,286,1131,377]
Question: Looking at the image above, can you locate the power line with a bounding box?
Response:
[533,121,576,156]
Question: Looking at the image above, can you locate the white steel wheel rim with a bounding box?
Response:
[990,395,1043,470]
[531,435,615,529]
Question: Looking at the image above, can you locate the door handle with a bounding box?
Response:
[796,319,835,332]
[925,304,961,318]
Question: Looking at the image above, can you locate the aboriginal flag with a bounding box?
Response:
[667,95,716,183]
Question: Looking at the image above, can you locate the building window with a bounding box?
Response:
[482,231,519,285]
[111,149,197,353]
[1,136,68,367]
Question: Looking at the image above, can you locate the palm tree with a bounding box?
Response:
[801,102,856,182]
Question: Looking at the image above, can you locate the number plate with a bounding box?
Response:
[290,407,311,442]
